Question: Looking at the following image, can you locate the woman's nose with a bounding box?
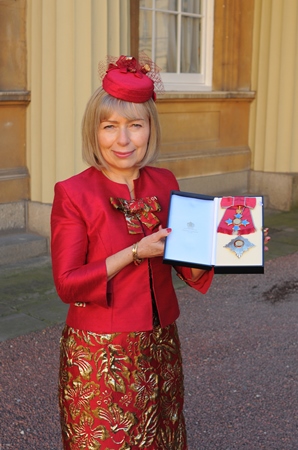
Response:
[117,128,130,146]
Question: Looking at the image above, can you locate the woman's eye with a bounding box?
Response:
[103,124,114,129]
[132,123,142,128]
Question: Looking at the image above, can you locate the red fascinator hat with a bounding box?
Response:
[99,54,164,103]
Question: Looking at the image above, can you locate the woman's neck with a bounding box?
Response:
[101,168,140,185]
[101,168,140,199]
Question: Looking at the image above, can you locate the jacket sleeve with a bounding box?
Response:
[51,182,109,305]
[174,266,214,294]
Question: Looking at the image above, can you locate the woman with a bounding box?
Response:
[51,55,214,449]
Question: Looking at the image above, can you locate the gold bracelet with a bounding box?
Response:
[132,242,143,266]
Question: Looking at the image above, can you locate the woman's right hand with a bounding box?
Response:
[106,227,172,281]
[137,227,172,259]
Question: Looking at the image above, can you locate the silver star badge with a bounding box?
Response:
[224,236,255,258]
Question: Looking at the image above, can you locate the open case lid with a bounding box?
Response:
[163,190,264,274]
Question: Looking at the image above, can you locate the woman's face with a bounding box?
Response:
[97,110,150,173]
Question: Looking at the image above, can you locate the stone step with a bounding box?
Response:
[0,232,49,266]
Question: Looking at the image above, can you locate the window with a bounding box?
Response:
[139,0,214,91]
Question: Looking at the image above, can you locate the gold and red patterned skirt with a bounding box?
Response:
[59,322,187,449]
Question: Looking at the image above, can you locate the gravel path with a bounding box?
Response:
[1,252,298,450]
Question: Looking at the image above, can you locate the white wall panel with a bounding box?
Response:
[251,0,298,174]
[27,0,130,203]
[108,0,121,55]
[27,0,42,200]
[291,11,298,169]
[276,0,298,172]
[41,0,56,201]
[74,0,92,175]
[55,0,75,182]
[92,0,108,91]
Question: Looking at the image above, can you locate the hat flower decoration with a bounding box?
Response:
[99,54,164,103]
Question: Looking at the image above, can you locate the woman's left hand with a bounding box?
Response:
[264,227,271,251]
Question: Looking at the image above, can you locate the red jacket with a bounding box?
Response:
[51,166,213,333]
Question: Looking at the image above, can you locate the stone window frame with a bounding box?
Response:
[130,0,254,93]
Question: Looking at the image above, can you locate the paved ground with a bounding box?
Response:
[0,208,298,449]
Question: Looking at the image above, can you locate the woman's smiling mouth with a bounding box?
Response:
[113,150,135,158]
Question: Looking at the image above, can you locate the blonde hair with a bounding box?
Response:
[82,88,161,170]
